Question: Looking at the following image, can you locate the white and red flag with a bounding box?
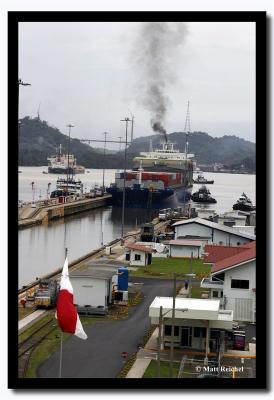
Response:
[56,257,87,340]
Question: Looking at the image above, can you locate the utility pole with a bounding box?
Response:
[157,306,163,378]
[169,273,177,378]
[66,124,74,193]
[102,132,109,192]
[120,117,130,239]
[189,252,193,298]
[130,115,134,142]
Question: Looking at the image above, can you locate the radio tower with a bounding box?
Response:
[184,101,191,158]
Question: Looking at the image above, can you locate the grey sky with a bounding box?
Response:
[19,21,255,148]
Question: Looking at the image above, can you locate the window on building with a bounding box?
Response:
[219,241,223,245]
[231,279,249,289]
[193,327,206,338]
[164,325,179,336]
[237,242,241,246]
[134,254,141,261]
[212,291,219,298]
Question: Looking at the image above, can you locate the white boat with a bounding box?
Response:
[47,144,85,174]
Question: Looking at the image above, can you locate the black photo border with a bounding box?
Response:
[9,10,267,390]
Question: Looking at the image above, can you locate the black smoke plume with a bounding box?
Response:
[132,22,188,142]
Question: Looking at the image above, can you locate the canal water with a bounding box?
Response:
[18,167,255,288]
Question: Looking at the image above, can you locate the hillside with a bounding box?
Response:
[18,116,255,172]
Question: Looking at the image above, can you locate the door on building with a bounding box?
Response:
[181,327,192,347]
[147,253,152,265]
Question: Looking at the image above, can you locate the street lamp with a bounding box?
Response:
[102,132,109,192]
[157,306,188,378]
[120,117,131,239]
[66,124,74,194]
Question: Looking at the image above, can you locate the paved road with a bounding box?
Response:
[37,278,173,378]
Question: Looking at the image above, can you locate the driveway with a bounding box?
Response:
[37,278,173,378]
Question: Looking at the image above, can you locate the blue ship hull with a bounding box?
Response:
[106,185,192,209]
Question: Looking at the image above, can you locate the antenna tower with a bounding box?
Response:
[184,101,191,158]
[184,100,191,133]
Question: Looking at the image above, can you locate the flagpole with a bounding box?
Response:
[59,331,63,378]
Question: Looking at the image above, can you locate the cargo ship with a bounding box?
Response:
[47,144,85,174]
[107,141,194,208]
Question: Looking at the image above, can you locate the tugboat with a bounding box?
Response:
[232,193,255,211]
[191,185,217,203]
[193,174,214,184]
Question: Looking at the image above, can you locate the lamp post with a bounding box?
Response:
[120,117,131,239]
[102,132,109,192]
[157,306,188,378]
[66,124,74,196]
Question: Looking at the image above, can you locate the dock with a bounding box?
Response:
[18,194,112,230]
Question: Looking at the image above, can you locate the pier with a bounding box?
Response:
[18,194,112,229]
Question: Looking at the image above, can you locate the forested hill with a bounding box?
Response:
[18,116,255,172]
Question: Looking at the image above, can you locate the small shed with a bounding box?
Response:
[125,243,154,266]
[69,269,117,309]
[168,239,204,258]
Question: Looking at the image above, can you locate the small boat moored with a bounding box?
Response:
[191,185,217,203]
[232,193,255,211]
[193,174,214,184]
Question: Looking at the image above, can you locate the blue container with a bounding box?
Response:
[118,267,128,291]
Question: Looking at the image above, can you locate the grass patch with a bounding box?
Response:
[129,258,211,280]
[190,287,209,299]
[143,360,180,378]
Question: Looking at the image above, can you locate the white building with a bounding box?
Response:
[125,243,153,266]
[69,269,118,309]
[149,296,233,356]
[172,217,255,246]
[168,239,204,258]
[201,241,256,322]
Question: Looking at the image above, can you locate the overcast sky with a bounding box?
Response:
[19,21,255,148]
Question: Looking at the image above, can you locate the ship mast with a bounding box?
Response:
[66,124,74,185]
[184,100,191,159]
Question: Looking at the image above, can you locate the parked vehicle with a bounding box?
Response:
[233,330,245,350]
[34,279,59,308]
